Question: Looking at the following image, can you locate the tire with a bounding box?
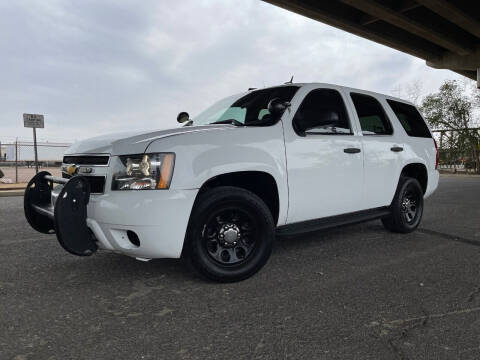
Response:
[184,186,275,282]
[382,176,424,233]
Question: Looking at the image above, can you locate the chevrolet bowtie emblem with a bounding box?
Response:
[67,165,78,176]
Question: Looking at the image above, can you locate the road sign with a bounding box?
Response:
[23,114,44,129]
[23,113,45,174]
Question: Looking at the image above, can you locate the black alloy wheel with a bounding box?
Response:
[382,176,424,233]
[184,186,274,282]
[401,186,420,224]
[203,208,258,266]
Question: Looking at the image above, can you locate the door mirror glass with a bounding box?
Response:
[177,112,190,123]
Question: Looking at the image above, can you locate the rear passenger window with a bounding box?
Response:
[387,100,432,138]
[350,93,393,135]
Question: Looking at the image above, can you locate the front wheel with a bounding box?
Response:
[382,177,424,233]
[184,186,274,282]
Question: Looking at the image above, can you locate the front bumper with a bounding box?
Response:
[24,172,198,259]
[87,188,198,259]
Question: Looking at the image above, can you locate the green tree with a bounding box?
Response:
[420,80,480,173]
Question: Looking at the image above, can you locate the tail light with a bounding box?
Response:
[433,138,439,170]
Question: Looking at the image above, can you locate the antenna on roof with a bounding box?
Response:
[285,76,294,84]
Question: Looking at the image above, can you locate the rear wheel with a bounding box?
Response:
[382,177,424,233]
[184,186,274,282]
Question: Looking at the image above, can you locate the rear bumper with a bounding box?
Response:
[86,189,198,258]
[425,169,440,199]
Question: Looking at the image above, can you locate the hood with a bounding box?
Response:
[64,125,233,156]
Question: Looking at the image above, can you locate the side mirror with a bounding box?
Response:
[177,112,190,123]
[268,98,290,118]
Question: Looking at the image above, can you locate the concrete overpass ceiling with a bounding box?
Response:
[263,0,480,85]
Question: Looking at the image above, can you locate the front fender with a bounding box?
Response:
[145,124,289,224]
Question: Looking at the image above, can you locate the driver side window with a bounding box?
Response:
[293,89,352,136]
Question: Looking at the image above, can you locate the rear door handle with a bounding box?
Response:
[344,148,361,154]
[391,146,404,152]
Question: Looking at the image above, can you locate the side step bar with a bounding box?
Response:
[276,207,391,236]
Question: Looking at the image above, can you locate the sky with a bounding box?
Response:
[0,0,469,144]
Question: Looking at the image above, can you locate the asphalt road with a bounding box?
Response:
[1,175,479,360]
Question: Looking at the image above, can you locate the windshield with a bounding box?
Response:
[192,86,299,126]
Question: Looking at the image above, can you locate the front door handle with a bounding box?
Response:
[391,146,404,152]
[344,148,361,154]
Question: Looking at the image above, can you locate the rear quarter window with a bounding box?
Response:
[387,100,431,138]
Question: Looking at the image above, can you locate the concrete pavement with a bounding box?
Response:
[0,175,479,359]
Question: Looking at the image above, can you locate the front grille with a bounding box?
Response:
[63,155,109,165]
[62,155,109,194]
[62,174,106,194]
[85,176,106,193]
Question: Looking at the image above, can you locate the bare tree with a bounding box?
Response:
[391,80,423,106]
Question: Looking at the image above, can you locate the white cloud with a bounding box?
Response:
[0,0,467,143]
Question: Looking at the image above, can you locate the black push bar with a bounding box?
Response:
[24,171,98,256]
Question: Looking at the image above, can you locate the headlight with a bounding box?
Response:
[112,153,175,190]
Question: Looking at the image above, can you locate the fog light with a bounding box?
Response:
[127,230,140,247]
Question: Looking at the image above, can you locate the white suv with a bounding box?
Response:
[24,83,439,282]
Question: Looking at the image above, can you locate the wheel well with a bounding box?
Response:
[401,163,428,194]
[198,171,280,224]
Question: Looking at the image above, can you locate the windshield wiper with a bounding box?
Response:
[209,119,244,127]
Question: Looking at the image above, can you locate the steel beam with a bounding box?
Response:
[427,48,480,71]
[416,0,480,39]
[361,1,422,26]
[340,0,472,55]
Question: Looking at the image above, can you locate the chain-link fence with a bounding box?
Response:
[433,128,480,174]
[0,141,70,183]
